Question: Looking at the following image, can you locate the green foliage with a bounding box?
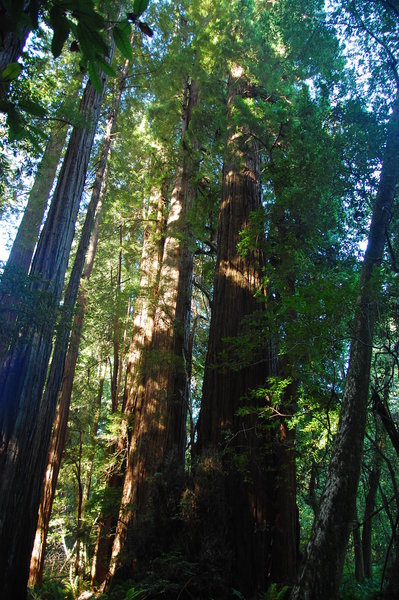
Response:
[261,584,290,600]
[113,20,133,60]
[28,579,74,600]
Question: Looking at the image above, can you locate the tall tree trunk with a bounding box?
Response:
[362,454,381,579]
[75,370,104,584]
[0,123,68,358]
[291,91,399,600]
[91,185,166,585]
[362,417,383,579]
[195,67,291,597]
[28,166,107,588]
[3,123,68,276]
[27,75,127,586]
[0,51,113,599]
[106,78,199,587]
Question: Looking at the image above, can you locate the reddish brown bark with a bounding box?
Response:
[106,78,199,586]
[196,67,298,596]
[91,186,167,585]
[0,49,113,597]
[28,74,126,587]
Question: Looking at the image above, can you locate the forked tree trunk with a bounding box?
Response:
[291,91,399,600]
[0,54,112,598]
[106,78,199,587]
[195,66,297,597]
[91,186,166,585]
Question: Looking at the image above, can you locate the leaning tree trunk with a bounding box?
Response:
[195,66,295,598]
[291,91,399,600]
[91,185,166,585]
[106,77,199,587]
[3,123,68,276]
[28,127,111,587]
[0,51,113,598]
[0,123,69,360]
[28,64,130,585]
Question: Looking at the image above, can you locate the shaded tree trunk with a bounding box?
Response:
[195,67,295,597]
[75,371,104,584]
[28,165,107,588]
[27,75,127,585]
[0,53,113,599]
[291,91,399,600]
[353,514,365,582]
[106,77,199,587]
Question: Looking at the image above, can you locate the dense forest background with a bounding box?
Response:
[1,0,399,599]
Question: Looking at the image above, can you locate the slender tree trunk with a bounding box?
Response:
[106,78,199,587]
[27,80,125,586]
[362,420,383,579]
[353,514,365,582]
[28,178,107,588]
[75,371,104,583]
[291,91,399,600]
[91,186,166,585]
[0,52,113,599]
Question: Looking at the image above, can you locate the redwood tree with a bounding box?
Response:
[106,76,200,586]
[0,42,114,597]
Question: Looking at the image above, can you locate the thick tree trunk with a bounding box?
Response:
[106,78,199,587]
[91,187,166,585]
[0,123,68,359]
[291,91,399,600]
[4,124,68,275]
[195,68,283,597]
[0,56,112,599]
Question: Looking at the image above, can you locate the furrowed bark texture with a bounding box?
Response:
[195,69,281,597]
[91,187,166,585]
[28,129,111,587]
[0,123,68,360]
[4,123,68,276]
[0,61,110,599]
[291,92,399,600]
[106,78,199,586]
